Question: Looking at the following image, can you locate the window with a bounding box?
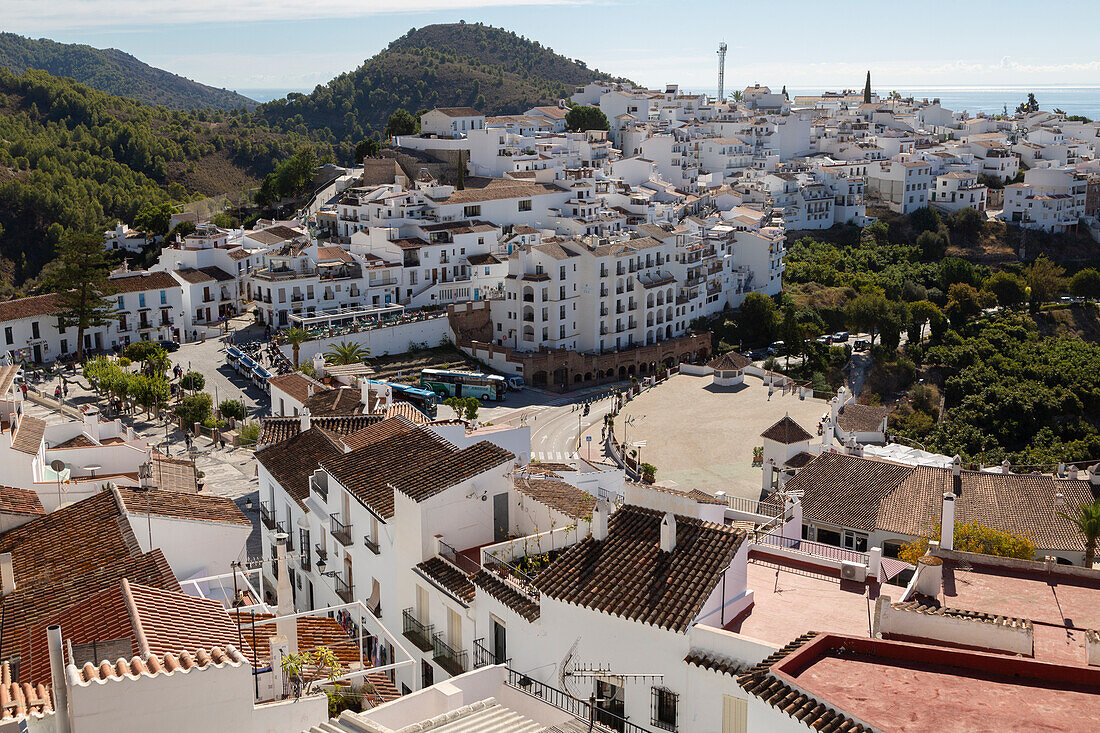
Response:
[31,322,39,339]
[139,293,146,308]
[518,199,532,212]
[3,327,11,345]
[463,205,482,218]
[117,296,125,310]
[159,290,167,304]
[721,695,747,733]
[60,339,68,354]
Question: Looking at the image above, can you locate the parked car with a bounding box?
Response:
[748,349,767,361]
[816,335,834,345]
[853,339,870,352]
[157,339,181,352]
[832,331,849,343]
[767,341,785,356]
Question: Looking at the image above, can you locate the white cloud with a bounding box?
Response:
[3,0,584,32]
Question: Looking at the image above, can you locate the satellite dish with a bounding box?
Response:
[50,459,66,474]
[557,637,583,698]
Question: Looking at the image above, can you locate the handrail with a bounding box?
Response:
[505,668,654,733]
[438,539,481,577]
[752,531,869,565]
[482,549,540,602]
[431,631,468,676]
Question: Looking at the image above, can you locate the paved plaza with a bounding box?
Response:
[605,372,829,501]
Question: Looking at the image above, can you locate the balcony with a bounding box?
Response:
[432,632,468,677]
[331,516,353,547]
[402,609,435,652]
[259,502,275,531]
[331,575,354,604]
[314,543,328,566]
[473,638,509,668]
[364,535,380,555]
[274,521,292,549]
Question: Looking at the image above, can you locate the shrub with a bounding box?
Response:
[238,420,260,446]
[179,371,205,391]
[898,521,1036,565]
[219,399,247,421]
[175,393,213,426]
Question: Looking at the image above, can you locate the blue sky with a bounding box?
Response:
[5,0,1100,95]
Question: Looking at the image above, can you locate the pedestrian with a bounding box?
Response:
[63,381,69,397]
[54,385,61,401]
[20,383,27,400]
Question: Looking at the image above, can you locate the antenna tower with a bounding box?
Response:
[717,42,728,102]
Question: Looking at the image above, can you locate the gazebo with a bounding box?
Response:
[706,351,752,387]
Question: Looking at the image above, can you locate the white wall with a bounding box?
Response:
[129,514,250,579]
[872,596,1032,656]
[281,315,450,362]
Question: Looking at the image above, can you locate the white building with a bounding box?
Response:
[930,172,988,213]
[1001,166,1088,232]
[866,159,932,214]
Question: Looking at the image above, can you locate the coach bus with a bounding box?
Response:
[420,368,507,401]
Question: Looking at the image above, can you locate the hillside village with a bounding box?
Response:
[2,56,1100,733]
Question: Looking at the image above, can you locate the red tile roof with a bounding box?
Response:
[836,402,888,433]
[471,569,540,622]
[232,612,363,670]
[416,557,476,604]
[535,505,746,632]
[0,293,64,321]
[11,416,46,454]
[115,486,251,526]
[75,647,246,683]
[707,351,752,371]
[256,428,344,510]
[0,662,52,721]
[339,416,417,451]
[760,415,813,444]
[0,486,45,516]
[107,272,179,294]
[302,387,363,416]
[268,372,327,404]
[259,414,382,447]
[514,477,596,521]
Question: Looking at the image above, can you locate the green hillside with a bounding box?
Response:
[0,69,326,286]
[260,22,627,152]
[0,33,257,111]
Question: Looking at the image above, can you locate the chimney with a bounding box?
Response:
[952,455,962,478]
[940,492,956,551]
[660,512,677,552]
[299,408,311,433]
[1057,462,1065,478]
[0,553,14,596]
[1090,464,1100,490]
[47,626,71,733]
[1001,459,1012,475]
[312,353,326,379]
[274,534,298,654]
[592,499,609,541]
[1068,465,1079,481]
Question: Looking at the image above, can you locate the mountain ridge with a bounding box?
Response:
[0,32,257,111]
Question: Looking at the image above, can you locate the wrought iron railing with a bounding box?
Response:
[331,515,353,546]
[482,550,540,603]
[401,608,434,652]
[259,502,275,530]
[438,539,481,576]
[473,638,510,668]
[752,531,870,565]
[504,668,652,733]
[432,632,468,677]
[331,574,354,604]
[364,535,380,554]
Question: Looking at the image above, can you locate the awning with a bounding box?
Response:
[879,556,912,581]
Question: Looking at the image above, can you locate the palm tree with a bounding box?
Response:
[324,341,371,366]
[1060,499,1100,567]
[284,328,309,369]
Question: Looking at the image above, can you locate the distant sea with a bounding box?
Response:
[238,85,1100,120]
[693,86,1100,120]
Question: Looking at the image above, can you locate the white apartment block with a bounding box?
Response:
[1001,166,1088,232]
[930,171,988,213]
[865,159,932,214]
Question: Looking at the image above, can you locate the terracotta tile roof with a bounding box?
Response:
[317,246,353,263]
[784,451,816,469]
[149,454,199,494]
[340,416,417,452]
[232,612,363,669]
[302,387,363,416]
[0,486,45,516]
[11,416,46,454]
[416,557,475,604]
[514,477,596,521]
[779,452,913,531]
[434,177,566,205]
[737,632,872,733]
[107,272,179,294]
[75,646,246,683]
[535,505,746,632]
[268,372,327,404]
[531,241,581,260]
[467,253,501,266]
[52,433,97,449]
[30,579,252,683]
[257,428,344,509]
[707,351,752,371]
[227,247,253,261]
[760,415,813,444]
[890,600,1032,630]
[321,428,513,516]
[115,486,250,526]
[684,650,751,677]
[259,414,381,446]
[0,662,52,721]
[0,293,64,321]
[836,403,888,433]
[432,107,482,117]
[471,569,541,621]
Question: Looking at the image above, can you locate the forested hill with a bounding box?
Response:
[0,33,257,111]
[259,22,628,148]
[0,69,325,287]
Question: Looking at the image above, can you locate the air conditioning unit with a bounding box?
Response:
[841,561,867,582]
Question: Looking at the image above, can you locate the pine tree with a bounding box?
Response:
[781,85,788,99]
[863,71,871,104]
[44,231,119,362]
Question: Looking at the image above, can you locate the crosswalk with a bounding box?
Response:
[532,451,579,462]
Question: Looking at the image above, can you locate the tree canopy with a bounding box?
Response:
[565,105,609,132]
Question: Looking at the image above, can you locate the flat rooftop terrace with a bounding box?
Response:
[777,634,1100,733]
[721,554,883,645]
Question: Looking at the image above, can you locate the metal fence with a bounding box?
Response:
[753,531,870,565]
[504,668,654,733]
